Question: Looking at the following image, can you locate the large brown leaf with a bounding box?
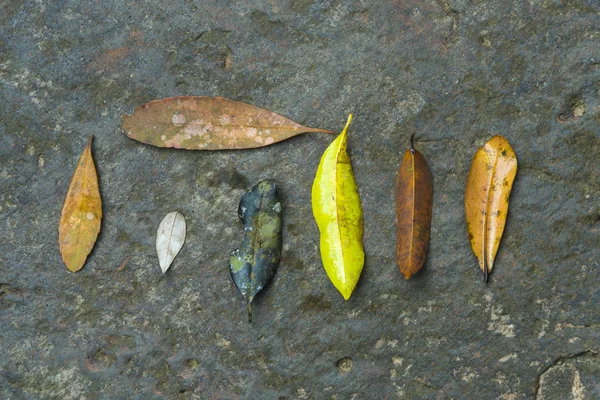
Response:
[395,136,433,279]
[59,137,102,272]
[122,96,332,150]
[465,135,517,282]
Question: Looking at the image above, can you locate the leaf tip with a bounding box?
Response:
[340,287,352,300]
[64,260,84,273]
[87,135,94,148]
[342,114,353,135]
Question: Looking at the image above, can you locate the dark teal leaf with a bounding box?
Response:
[229,180,282,323]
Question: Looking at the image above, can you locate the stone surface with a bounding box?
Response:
[1,0,599,398]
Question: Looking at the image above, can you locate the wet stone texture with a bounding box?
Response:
[0,1,599,399]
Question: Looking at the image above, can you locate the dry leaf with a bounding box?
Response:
[312,115,364,300]
[465,135,517,281]
[395,135,433,279]
[59,137,102,272]
[156,211,187,273]
[122,96,332,150]
[229,180,282,323]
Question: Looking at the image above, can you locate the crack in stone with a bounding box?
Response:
[557,323,600,331]
[534,349,599,399]
[0,283,19,298]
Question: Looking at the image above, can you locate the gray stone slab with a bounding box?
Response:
[1,0,599,398]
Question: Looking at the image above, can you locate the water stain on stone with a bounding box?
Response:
[283,254,304,271]
[249,10,321,45]
[105,334,137,353]
[192,29,233,69]
[88,29,143,72]
[289,0,315,13]
[285,223,300,237]
[206,165,249,190]
[250,11,287,39]
[300,295,331,312]
[85,348,116,371]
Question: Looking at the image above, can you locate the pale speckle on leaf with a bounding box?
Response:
[172,113,186,126]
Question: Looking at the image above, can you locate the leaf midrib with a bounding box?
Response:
[408,151,416,273]
[61,147,95,268]
[482,148,499,276]
[162,213,179,270]
[333,135,348,287]
[249,191,266,299]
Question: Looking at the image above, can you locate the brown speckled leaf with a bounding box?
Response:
[395,136,433,280]
[122,96,332,150]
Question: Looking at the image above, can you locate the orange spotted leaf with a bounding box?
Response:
[59,137,102,272]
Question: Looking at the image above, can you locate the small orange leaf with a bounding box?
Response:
[122,96,332,150]
[395,136,433,279]
[465,135,517,282]
[59,137,102,272]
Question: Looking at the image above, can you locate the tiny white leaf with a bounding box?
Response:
[156,211,186,273]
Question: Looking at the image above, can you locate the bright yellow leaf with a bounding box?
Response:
[312,115,364,300]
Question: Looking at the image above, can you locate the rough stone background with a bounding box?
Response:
[1,0,599,399]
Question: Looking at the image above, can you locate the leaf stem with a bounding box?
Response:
[483,260,489,283]
[409,133,416,153]
[247,301,253,323]
[341,114,353,136]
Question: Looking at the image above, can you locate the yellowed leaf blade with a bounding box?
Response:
[312,115,364,300]
[465,135,517,281]
[122,96,332,150]
[59,137,102,272]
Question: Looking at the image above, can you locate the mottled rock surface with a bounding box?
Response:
[1,0,599,398]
